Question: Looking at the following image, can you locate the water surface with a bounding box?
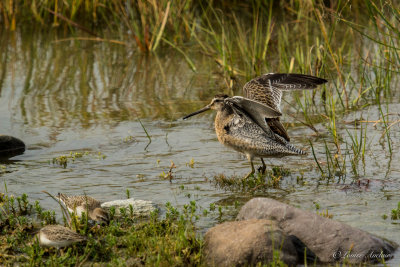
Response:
[1,30,399,264]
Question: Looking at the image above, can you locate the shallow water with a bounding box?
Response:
[1,30,399,264]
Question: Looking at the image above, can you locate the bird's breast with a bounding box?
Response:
[214,112,234,145]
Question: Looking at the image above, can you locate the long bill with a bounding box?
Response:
[182,105,211,120]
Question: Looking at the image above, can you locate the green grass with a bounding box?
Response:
[51,151,106,168]
[0,192,203,266]
[1,1,400,263]
[1,1,400,266]
[1,0,196,52]
[213,167,291,193]
[390,202,400,220]
[1,1,398,188]
[1,191,391,266]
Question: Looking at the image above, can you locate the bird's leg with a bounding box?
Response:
[57,247,63,257]
[243,155,255,179]
[260,158,267,174]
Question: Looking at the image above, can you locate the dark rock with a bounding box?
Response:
[204,219,298,266]
[237,198,398,264]
[288,234,318,264]
[0,135,25,159]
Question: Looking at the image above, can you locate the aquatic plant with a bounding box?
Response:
[212,168,291,193]
[159,161,176,182]
[51,151,106,168]
[1,1,400,264]
[390,202,400,220]
[0,192,203,265]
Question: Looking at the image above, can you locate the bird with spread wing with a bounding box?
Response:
[183,73,327,179]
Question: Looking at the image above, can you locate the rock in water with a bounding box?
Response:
[204,219,298,266]
[101,198,157,218]
[237,198,398,264]
[0,135,25,158]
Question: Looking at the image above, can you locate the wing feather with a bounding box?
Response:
[225,96,282,143]
[243,73,327,141]
[243,73,327,112]
[224,114,305,156]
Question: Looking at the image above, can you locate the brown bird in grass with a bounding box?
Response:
[38,225,86,249]
[183,73,327,179]
[58,193,109,224]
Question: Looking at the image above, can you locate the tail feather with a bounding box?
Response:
[273,134,307,155]
[285,142,307,155]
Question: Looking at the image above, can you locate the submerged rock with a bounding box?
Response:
[0,135,25,159]
[237,198,398,264]
[204,219,298,266]
[101,198,158,218]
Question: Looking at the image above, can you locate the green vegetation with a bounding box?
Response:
[159,161,176,181]
[123,135,135,143]
[0,165,6,174]
[51,151,106,168]
[2,0,400,265]
[213,166,291,193]
[390,202,400,220]
[0,192,203,266]
[3,1,399,179]
[314,202,334,219]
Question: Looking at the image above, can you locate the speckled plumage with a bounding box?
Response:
[214,102,305,160]
[38,225,86,249]
[58,193,109,224]
[243,73,327,112]
[183,73,327,179]
[184,95,305,178]
[243,73,327,141]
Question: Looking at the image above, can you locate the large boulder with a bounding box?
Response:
[101,198,158,218]
[0,135,25,158]
[204,219,298,266]
[237,198,398,264]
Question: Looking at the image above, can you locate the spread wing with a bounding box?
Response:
[224,96,282,142]
[224,114,306,156]
[243,73,327,112]
[243,73,327,141]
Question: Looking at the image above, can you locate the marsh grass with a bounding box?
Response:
[0,192,204,266]
[345,121,368,176]
[391,202,400,220]
[1,1,400,265]
[159,161,176,181]
[213,167,291,193]
[1,0,197,52]
[192,1,400,187]
[317,208,334,219]
[51,151,106,168]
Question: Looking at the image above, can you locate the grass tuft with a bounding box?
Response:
[0,192,203,266]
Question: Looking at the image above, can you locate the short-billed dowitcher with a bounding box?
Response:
[38,225,86,249]
[183,73,327,179]
[58,193,109,224]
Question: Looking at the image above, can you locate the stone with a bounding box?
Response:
[0,135,25,158]
[237,198,398,264]
[204,219,298,266]
[101,198,158,218]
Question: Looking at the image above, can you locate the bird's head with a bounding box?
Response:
[90,208,109,225]
[183,94,229,119]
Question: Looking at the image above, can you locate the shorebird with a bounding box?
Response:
[183,73,327,179]
[58,193,109,224]
[38,225,86,249]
